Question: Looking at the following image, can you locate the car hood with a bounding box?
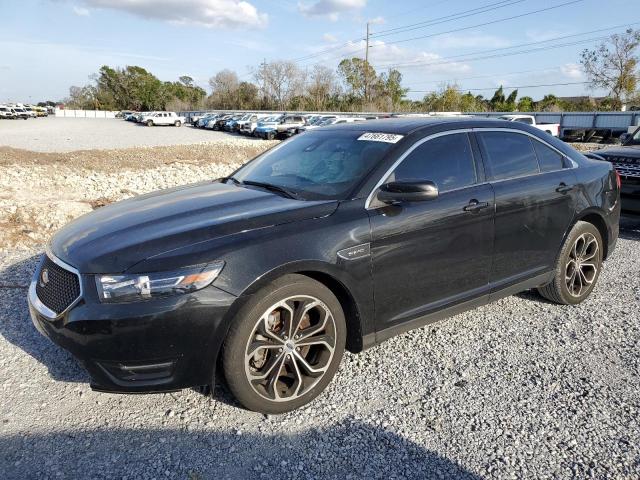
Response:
[594,145,640,159]
[50,181,338,273]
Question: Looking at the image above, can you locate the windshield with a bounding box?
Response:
[232,130,396,200]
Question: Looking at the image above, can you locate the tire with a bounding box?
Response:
[537,221,603,305]
[175,120,181,127]
[267,131,276,141]
[146,120,153,127]
[222,274,346,414]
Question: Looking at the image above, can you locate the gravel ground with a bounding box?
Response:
[1,218,638,479]
[0,117,263,152]
[0,126,638,479]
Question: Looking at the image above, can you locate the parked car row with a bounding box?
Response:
[123,111,186,126]
[187,112,380,139]
[0,103,49,119]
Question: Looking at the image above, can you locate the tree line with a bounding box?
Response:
[64,29,640,113]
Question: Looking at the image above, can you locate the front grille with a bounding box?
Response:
[602,155,640,178]
[35,255,81,315]
[612,162,640,178]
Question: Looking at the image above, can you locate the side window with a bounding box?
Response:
[532,139,564,172]
[477,132,539,181]
[391,133,477,192]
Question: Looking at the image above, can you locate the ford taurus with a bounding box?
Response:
[29,118,620,413]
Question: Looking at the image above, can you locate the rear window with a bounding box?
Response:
[477,132,539,181]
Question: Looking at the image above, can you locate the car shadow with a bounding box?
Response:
[0,254,88,383]
[0,421,482,479]
[619,214,640,241]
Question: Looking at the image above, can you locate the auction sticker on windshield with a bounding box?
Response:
[357,132,404,143]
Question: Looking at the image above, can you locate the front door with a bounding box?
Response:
[368,132,495,330]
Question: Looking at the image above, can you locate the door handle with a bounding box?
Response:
[556,183,574,194]
[463,200,490,212]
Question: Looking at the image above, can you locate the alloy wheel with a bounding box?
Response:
[565,232,599,297]
[244,295,337,402]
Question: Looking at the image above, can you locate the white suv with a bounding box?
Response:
[142,112,186,127]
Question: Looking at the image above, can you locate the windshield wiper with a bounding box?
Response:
[241,180,300,199]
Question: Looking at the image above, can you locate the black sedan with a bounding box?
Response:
[29,118,620,413]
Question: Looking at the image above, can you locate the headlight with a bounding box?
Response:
[95,261,224,303]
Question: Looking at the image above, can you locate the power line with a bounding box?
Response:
[370,0,527,39]
[377,24,637,68]
[373,22,640,69]
[406,66,567,85]
[289,0,511,64]
[376,36,607,70]
[407,81,589,94]
[371,0,585,47]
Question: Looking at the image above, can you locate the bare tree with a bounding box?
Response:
[306,65,338,111]
[254,61,305,109]
[580,29,640,110]
[208,69,240,109]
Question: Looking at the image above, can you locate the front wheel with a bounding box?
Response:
[174,120,181,127]
[146,120,153,127]
[222,274,346,414]
[537,221,603,304]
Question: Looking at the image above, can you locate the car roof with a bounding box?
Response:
[320,116,524,135]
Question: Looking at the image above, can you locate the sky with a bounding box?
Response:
[0,0,638,104]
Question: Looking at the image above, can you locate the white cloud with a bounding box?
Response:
[72,5,90,16]
[561,63,583,79]
[368,16,384,25]
[74,0,268,28]
[323,33,338,43]
[298,0,366,21]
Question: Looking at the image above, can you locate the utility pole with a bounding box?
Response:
[261,57,267,109]
[365,21,370,105]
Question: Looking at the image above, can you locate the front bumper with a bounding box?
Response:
[28,264,237,393]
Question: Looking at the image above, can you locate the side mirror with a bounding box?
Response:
[377,181,439,204]
[620,132,632,144]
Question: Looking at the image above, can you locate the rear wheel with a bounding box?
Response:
[222,274,345,414]
[537,221,603,305]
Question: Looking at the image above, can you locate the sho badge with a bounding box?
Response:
[337,243,371,261]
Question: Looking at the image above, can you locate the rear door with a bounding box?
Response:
[474,130,577,290]
[368,131,495,329]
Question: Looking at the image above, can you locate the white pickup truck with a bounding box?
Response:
[141,111,185,127]
[498,115,560,137]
